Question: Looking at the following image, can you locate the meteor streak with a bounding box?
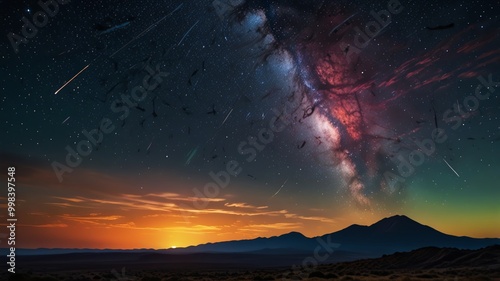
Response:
[221,108,234,126]
[185,146,199,166]
[178,20,200,46]
[54,64,90,95]
[443,158,460,178]
[271,179,288,198]
[110,3,184,58]
[329,13,358,36]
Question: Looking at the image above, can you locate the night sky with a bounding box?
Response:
[0,0,499,249]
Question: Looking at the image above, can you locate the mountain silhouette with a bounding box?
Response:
[169,215,499,256]
[320,215,500,255]
[320,244,500,271]
[9,215,499,258]
[168,231,318,253]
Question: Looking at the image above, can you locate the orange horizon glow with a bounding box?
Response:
[0,163,499,250]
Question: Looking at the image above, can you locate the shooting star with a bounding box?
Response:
[54,64,90,95]
[329,13,358,36]
[178,20,200,46]
[221,108,234,126]
[442,158,460,178]
[62,116,70,124]
[97,21,131,36]
[185,146,199,166]
[167,3,184,16]
[271,179,288,198]
[110,3,183,58]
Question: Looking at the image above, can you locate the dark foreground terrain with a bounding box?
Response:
[3,245,500,281]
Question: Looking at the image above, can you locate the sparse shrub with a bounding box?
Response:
[68,278,93,281]
[9,274,32,281]
[474,276,492,281]
[100,273,114,279]
[371,270,391,276]
[252,275,274,281]
[324,273,338,279]
[31,277,59,281]
[141,277,161,281]
[416,274,437,279]
[163,277,189,281]
[308,271,325,278]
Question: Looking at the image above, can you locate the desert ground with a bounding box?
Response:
[3,263,499,281]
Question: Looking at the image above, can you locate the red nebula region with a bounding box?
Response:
[316,51,380,147]
[293,42,390,206]
[316,57,364,141]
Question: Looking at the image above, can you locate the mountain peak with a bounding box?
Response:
[279,231,307,238]
[373,215,416,224]
[368,215,432,234]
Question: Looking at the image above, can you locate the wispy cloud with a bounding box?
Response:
[53,196,85,203]
[224,202,268,209]
[285,214,336,223]
[60,214,123,225]
[239,223,302,232]
[24,223,69,228]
